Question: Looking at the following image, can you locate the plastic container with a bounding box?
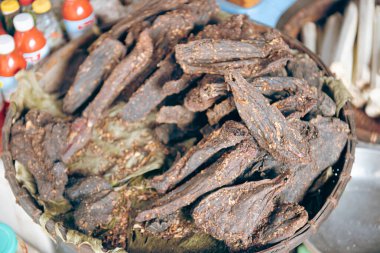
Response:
[0,0,20,35]
[19,0,34,13]
[0,35,26,103]
[33,0,65,50]
[0,223,41,253]
[13,13,50,67]
[62,0,96,39]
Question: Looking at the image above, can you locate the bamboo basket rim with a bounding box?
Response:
[2,21,357,253]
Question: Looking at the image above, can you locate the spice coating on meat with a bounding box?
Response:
[226,72,311,164]
[151,120,251,193]
[192,175,288,250]
[63,38,126,114]
[136,139,263,222]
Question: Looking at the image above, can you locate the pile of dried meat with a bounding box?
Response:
[8,0,351,252]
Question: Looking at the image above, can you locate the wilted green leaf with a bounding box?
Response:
[14,70,65,118]
[15,161,37,195]
[323,77,352,116]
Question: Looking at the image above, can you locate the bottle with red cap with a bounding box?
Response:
[13,13,50,67]
[19,0,34,13]
[62,0,96,40]
[0,34,27,103]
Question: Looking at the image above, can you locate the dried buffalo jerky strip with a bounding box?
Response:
[192,175,288,250]
[175,38,292,77]
[121,55,177,122]
[252,203,308,247]
[62,31,154,163]
[90,0,189,50]
[151,120,250,193]
[226,72,311,164]
[184,75,227,112]
[280,116,349,203]
[156,105,195,127]
[10,111,69,202]
[206,97,236,125]
[287,54,323,89]
[63,38,126,114]
[136,139,263,222]
[65,176,112,203]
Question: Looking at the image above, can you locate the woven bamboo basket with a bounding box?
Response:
[277,0,380,144]
[2,17,357,253]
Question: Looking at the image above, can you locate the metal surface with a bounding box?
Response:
[309,143,380,253]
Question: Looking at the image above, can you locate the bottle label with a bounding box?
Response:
[0,75,17,102]
[23,44,50,68]
[64,13,96,40]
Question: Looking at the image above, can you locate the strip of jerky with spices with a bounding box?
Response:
[192,175,288,250]
[251,203,308,247]
[226,72,311,164]
[206,96,236,125]
[156,105,195,127]
[121,55,177,122]
[136,139,263,222]
[176,43,292,77]
[151,120,250,193]
[184,75,227,112]
[280,116,349,203]
[63,38,126,114]
[62,31,153,163]
[89,0,189,51]
[63,1,217,162]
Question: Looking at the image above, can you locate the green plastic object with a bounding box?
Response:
[0,223,18,253]
[297,244,312,253]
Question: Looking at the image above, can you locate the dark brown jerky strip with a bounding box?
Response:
[63,38,126,114]
[10,111,69,202]
[65,176,112,203]
[62,31,154,163]
[192,175,288,250]
[206,96,236,125]
[176,43,292,78]
[272,95,318,119]
[279,116,349,203]
[193,14,245,40]
[184,75,227,112]
[74,191,120,235]
[287,54,322,89]
[156,105,195,127]
[177,39,270,65]
[121,55,177,122]
[124,21,151,49]
[315,92,336,117]
[226,72,311,164]
[252,203,308,247]
[63,1,216,161]
[89,0,189,51]
[151,120,250,193]
[252,77,306,99]
[136,139,263,222]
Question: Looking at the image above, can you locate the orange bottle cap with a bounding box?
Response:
[19,0,34,6]
[0,35,15,54]
[14,13,35,32]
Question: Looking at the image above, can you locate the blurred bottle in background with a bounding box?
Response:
[0,22,6,35]
[19,0,34,13]
[33,0,65,50]
[0,34,26,104]
[62,0,96,39]
[13,13,49,67]
[0,0,20,35]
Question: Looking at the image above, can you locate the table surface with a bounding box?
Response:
[217,0,297,27]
